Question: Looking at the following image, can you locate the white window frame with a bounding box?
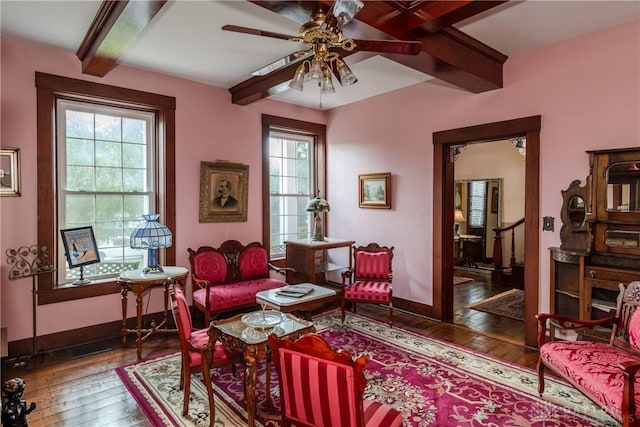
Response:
[268,130,315,258]
[56,99,157,284]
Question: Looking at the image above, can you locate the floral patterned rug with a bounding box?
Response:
[116,310,617,426]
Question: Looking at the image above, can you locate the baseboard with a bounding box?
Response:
[5,310,174,358]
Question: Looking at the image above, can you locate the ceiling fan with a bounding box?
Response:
[222,0,423,93]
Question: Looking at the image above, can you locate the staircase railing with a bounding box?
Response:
[492,217,525,270]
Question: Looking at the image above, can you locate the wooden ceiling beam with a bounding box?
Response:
[76,0,167,77]
[230,0,508,105]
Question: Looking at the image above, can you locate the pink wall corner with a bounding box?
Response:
[0,35,324,342]
[326,19,640,310]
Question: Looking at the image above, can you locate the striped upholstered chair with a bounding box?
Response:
[341,243,394,326]
[268,333,403,427]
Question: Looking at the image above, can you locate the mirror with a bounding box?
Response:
[560,179,591,251]
[568,195,586,227]
[606,161,640,212]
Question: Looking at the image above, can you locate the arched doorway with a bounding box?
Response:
[432,116,541,348]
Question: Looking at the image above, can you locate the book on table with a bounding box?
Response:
[276,285,314,298]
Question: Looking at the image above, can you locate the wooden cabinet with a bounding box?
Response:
[285,238,354,285]
[550,148,640,341]
[550,248,640,341]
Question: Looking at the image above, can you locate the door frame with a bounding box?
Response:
[432,116,541,348]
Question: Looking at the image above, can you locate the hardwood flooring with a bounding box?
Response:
[453,269,525,345]
[4,298,537,427]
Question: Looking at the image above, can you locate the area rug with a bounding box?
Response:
[453,276,474,285]
[116,310,616,427]
[468,289,525,321]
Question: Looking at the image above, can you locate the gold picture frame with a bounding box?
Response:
[199,161,249,223]
[0,148,20,196]
[359,172,391,209]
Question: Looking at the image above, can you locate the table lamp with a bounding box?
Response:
[130,214,172,274]
[306,193,330,241]
[454,209,465,237]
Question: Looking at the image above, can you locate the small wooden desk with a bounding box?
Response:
[118,266,188,359]
[212,312,314,427]
[455,234,482,267]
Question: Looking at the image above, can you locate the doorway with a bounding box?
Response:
[432,116,541,348]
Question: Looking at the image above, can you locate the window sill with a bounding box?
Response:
[38,279,121,305]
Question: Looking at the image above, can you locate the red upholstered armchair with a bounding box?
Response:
[537,281,640,427]
[341,243,394,326]
[268,333,403,427]
[169,284,242,426]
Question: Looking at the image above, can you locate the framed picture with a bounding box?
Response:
[0,148,20,196]
[199,161,249,223]
[359,172,391,209]
[60,226,101,268]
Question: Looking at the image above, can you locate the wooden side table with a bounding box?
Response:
[118,266,188,359]
[284,237,354,284]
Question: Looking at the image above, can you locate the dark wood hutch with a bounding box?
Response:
[550,148,640,340]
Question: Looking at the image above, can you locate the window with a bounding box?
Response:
[262,115,326,259]
[268,131,314,256]
[56,100,155,284]
[36,72,176,304]
[468,180,487,227]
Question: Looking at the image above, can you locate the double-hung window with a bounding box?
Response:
[262,115,326,260]
[56,100,155,283]
[36,72,176,303]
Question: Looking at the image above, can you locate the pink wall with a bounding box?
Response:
[0,35,324,342]
[325,20,640,308]
[1,19,639,343]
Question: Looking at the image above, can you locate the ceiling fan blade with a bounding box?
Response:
[252,49,313,76]
[327,0,363,31]
[222,24,296,41]
[353,39,423,55]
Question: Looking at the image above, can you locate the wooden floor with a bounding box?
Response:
[453,268,525,345]
[4,299,538,427]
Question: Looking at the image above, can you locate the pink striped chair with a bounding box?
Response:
[341,243,395,326]
[268,333,403,427]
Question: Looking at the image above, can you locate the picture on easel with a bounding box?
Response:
[60,226,101,268]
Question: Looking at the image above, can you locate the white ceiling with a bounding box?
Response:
[1,1,639,110]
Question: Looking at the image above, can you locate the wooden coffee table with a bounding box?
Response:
[256,283,337,316]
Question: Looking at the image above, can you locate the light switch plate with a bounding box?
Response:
[543,216,554,231]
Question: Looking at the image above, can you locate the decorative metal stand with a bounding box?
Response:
[5,245,56,368]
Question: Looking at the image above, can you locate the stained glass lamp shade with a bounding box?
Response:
[130,214,172,274]
[306,196,330,241]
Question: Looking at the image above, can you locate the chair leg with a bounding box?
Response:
[389,301,393,327]
[201,353,216,427]
[183,369,191,416]
[537,359,545,396]
[341,298,346,323]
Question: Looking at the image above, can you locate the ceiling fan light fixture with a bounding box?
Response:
[336,58,356,86]
[321,70,336,94]
[289,63,306,91]
[309,59,324,81]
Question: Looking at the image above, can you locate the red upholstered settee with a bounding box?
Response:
[537,280,640,427]
[188,240,291,325]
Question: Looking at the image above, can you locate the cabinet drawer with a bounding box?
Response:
[585,266,640,286]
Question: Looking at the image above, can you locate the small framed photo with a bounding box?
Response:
[359,172,391,209]
[199,161,249,223]
[0,148,21,196]
[60,226,101,268]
